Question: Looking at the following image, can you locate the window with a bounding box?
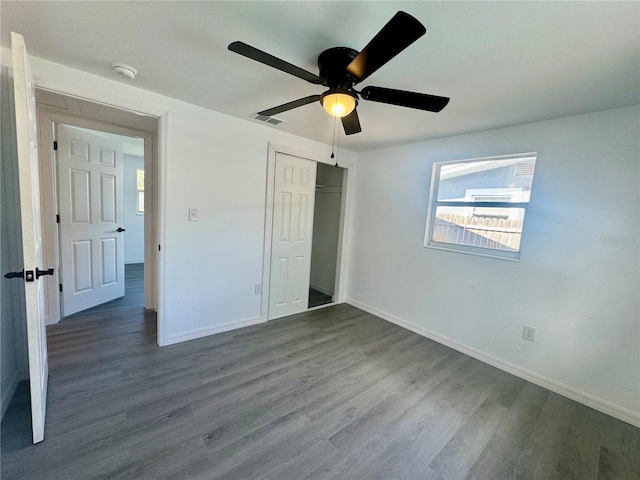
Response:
[136,169,144,214]
[424,153,537,261]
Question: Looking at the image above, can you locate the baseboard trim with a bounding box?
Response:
[125,259,144,265]
[1,369,20,421]
[310,283,334,297]
[346,297,640,428]
[164,316,264,346]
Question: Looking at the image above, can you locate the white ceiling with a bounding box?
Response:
[2,1,638,152]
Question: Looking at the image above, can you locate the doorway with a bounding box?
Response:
[35,91,159,327]
[261,143,353,322]
[55,125,145,318]
[309,163,345,308]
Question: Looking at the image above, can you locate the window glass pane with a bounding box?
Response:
[136,169,145,191]
[437,157,535,202]
[137,191,144,213]
[431,206,525,252]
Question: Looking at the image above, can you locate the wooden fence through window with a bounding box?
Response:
[433,214,523,251]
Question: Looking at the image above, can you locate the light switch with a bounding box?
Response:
[188,208,198,222]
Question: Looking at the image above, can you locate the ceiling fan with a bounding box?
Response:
[228,11,449,135]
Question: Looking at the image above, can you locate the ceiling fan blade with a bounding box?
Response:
[346,11,426,83]
[361,86,449,112]
[257,95,321,117]
[229,41,320,84]
[341,109,362,135]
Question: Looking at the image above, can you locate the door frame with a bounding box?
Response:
[261,142,355,322]
[30,77,168,345]
[38,110,154,322]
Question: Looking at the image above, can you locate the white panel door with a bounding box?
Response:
[11,32,49,444]
[269,153,317,320]
[57,125,124,316]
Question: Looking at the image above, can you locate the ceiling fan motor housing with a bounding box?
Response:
[318,47,359,89]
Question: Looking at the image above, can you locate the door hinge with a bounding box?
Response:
[59,283,63,292]
[158,245,161,251]
[56,214,60,224]
[53,141,58,150]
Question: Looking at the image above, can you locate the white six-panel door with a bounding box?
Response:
[12,32,49,444]
[269,153,317,320]
[57,125,125,316]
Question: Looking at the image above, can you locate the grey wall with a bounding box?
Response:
[310,163,344,295]
[1,65,28,419]
[123,154,144,264]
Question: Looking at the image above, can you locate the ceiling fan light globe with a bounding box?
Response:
[322,93,356,118]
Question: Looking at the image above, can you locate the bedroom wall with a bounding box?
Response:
[5,51,356,346]
[347,105,640,424]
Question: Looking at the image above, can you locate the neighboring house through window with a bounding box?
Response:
[424,153,537,260]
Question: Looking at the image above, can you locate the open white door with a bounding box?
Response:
[269,153,317,320]
[11,32,49,444]
[57,125,125,316]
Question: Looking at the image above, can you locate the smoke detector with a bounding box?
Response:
[112,63,138,80]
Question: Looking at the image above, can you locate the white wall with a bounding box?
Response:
[347,105,640,424]
[123,154,144,264]
[310,163,344,295]
[12,52,357,346]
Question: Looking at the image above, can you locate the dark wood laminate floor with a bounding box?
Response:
[308,288,333,308]
[2,265,638,479]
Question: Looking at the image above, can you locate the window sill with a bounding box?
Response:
[424,241,522,262]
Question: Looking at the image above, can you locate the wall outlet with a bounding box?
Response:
[522,325,536,342]
[188,208,198,222]
[254,283,262,294]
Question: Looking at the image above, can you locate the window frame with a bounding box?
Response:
[424,153,537,262]
[136,168,144,215]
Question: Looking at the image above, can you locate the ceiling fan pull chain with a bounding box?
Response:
[330,114,338,159]
[335,119,340,168]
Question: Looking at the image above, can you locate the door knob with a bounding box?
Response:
[4,270,24,280]
[36,268,54,279]
[117,227,126,232]
[4,270,34,281]
[5,269,54,280]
